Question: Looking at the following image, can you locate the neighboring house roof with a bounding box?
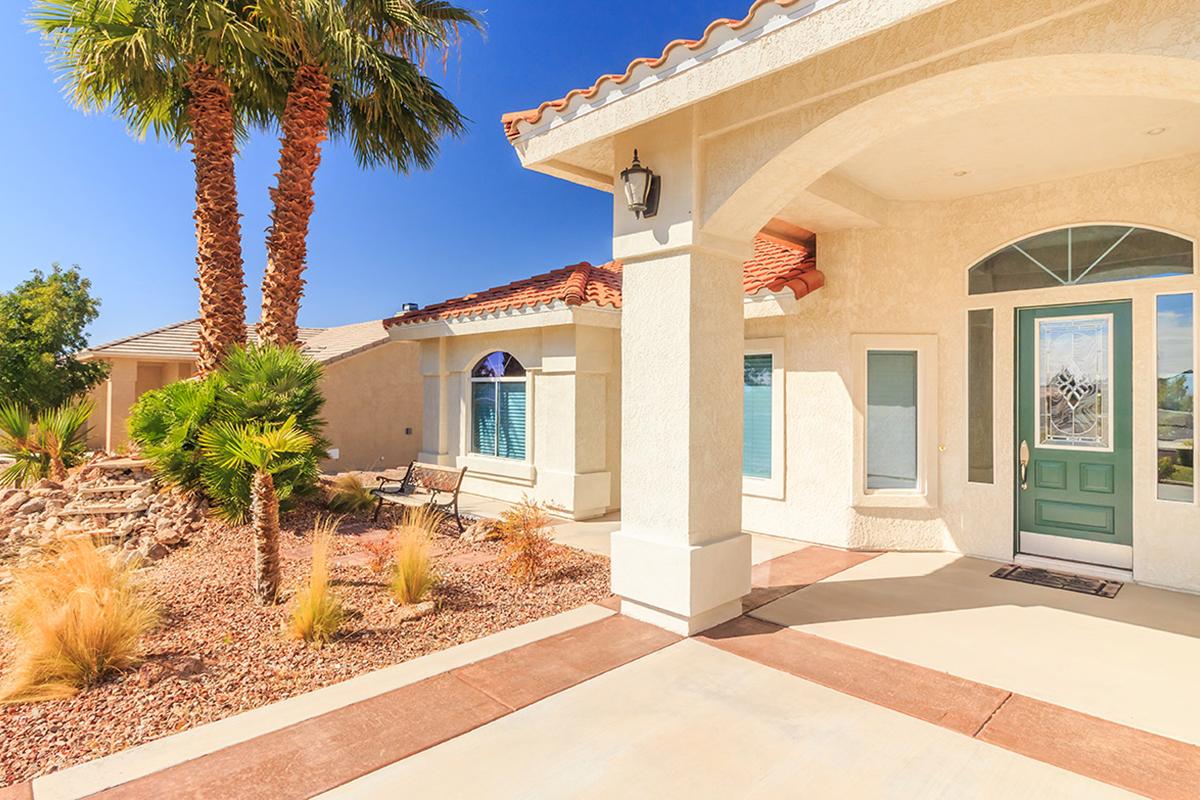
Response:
[386,234,820,326]
[80,319,389,365]
[502,0,808,142]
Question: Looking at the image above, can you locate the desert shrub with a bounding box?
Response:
[0,538,157,703]
[389,506,440,605]
[0,398,93,487]
[498,498,555,585]
[362,536,395,574]
[130,344,327,521]
[327,474,375,514]
[288,516,346,646]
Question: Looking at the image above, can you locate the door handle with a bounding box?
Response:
[1019,440,1030,490]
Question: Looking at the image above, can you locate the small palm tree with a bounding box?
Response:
[256,0,481,345]
[0,399,93,487]
[200,416,314,603]
[30,1,274,373]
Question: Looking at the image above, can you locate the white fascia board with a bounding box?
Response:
[386,302,621,341]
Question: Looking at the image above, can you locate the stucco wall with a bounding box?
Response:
[319,341,422,472]
[741,152,1200,593]
[413,319,620,519]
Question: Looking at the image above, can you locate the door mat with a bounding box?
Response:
[991,564,1122,598]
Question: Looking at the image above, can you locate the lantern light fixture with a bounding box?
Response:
[620,149,660,219]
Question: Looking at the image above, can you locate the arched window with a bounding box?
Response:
[969,225,1192,295]
[471,352,526,460]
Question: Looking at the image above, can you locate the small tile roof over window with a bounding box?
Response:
[386,234,820,326]
[502,0,807,141]
[80,319,390,365]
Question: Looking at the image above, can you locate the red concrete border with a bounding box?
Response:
[979,694,1200,800]
[699,616,1200,799]
[744,546,878,612]
[82,614,678,799]
[0,782,32,800]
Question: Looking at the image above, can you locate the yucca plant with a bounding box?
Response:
[287,514,346,646]
[200,416,315,603]
[0,398,92,487]
[0,537,158,703]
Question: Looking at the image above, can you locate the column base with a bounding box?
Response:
[611,529,751,635]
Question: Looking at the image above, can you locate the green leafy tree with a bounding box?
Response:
[200,416,314,602]
[0,266,107,412]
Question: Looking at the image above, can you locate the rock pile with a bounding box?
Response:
[0,456,206,582]
[460,516,503,543]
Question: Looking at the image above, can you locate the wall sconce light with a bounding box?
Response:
[620,149,660,219]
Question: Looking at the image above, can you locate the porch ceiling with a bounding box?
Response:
[833,94,1200,204]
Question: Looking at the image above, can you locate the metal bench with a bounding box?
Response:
[371,462,468,531]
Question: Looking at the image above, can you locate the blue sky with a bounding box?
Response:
[0,1,745,345]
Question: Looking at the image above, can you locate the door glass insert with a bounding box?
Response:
[1036,315,1111,449]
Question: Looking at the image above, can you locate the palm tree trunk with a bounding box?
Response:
[187,60,247,374]
[251,469,281,603]
[259,65,332,346]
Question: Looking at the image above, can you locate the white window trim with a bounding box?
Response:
[852,334,939,509]
[743,338,785,500]
[1153,289,1197,506]
[457,363,535,478]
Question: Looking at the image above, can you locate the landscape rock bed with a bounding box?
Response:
[0,503,610,786]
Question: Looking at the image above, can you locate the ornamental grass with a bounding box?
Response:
[326,473,376,514]
[287,515,347,647]
[389,506,439,605]
[0,538,157,704]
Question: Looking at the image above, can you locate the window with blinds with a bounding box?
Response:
[471,351,527,460]
[744,354,773,478]
[866,350,918,490]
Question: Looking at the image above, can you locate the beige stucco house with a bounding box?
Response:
[477,0,1200,635]
[80,319,422,471]
[385,232,820,521]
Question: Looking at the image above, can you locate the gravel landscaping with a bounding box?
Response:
[0,504,610,787]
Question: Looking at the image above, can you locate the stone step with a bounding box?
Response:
[77,483,147,496]
[89,459,150,472]
[59,503,148,516]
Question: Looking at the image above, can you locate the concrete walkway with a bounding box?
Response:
[14,546,1200,799]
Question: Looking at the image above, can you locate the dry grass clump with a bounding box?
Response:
[389,505,439,605]
[287,516,347,647]
[326,474,376,514]
[498,497,555,585]
[0,538,158,703]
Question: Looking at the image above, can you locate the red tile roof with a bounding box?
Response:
[502,0,805,142]
[385,234,820,327]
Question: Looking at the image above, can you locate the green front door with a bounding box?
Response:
[1016,302,1132,559]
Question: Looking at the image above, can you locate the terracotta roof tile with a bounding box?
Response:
[386,234,821,326]
[502,0,808,141]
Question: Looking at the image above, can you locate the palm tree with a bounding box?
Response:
[199,416,314,603]
[0,399,93,487]
[256,0,481,346]
[30,1,273,373]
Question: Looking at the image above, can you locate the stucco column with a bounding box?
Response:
[611,245,751,635]
[105,358,138,453]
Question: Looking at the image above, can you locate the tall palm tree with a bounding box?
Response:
[30,1,273,373]
[199,416,314,602]
[256,0,481,346]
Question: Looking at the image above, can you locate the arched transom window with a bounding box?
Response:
[969,225,1193,295]
[471,352,526,460]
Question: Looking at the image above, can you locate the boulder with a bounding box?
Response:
[32,478,62,492]
[461,518,503,543]
[15,498,46,516]
[0,492,29,515]
[395,600,436,622]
